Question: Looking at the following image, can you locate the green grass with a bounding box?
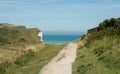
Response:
[0,23,65,74]
[73,18,120,74]
[73,36,120,74]
[14,50,35,66]
[0,23,41,47]
[0,44,65,74]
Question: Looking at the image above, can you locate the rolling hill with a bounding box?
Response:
[0,23,42,47]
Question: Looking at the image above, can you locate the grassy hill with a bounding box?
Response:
[0,23,41,47]
[0,23,65,74]
[73,18,120,74]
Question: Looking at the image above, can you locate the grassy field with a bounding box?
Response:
[0,44,65,74]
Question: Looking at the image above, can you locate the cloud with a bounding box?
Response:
[0,0,23,4]
[0,0,27,7]
[0,0,60,5]
[36,0,60,4]
[0,0,62,9]
[112,4,120,7]
[104,0,114,3]
[0,0,120,19]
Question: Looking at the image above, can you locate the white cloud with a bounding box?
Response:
[36,0,60,4]
[0,0,61,8]
[0,0,27,7]
[0,0,60,5]
[112,4,120,7]
[104,0,114,3]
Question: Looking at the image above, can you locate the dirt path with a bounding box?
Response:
[39,43,78,74]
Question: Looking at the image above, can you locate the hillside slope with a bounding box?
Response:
[0,23,42,47]
[0,23,45,74]
[73,18,120,74]
[0,23,66,74]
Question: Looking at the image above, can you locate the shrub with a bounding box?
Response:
[77,63,93,74]
[0,65,6,74]
[98,55,120,71]
[87,18,120,44]
[18,38,27,42]
[0,36,10,45]
[99,18,117,29]
[0,62,11,74]
[94,48,104,56]
[15,50,35,66]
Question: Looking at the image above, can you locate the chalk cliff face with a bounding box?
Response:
[38,32,43,41]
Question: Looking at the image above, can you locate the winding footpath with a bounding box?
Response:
[39,43,78,74]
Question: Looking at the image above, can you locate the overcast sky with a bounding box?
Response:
[0,0,120,33]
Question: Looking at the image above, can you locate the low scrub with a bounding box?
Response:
[0,44,65,74]
[15,50,35,66]
[76,63,93,74]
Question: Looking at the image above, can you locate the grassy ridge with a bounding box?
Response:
[0,23,41,47]
[73,18,120,74]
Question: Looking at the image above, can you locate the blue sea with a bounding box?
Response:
[43,33,83,44]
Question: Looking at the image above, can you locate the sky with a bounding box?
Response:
[0,0,120,33]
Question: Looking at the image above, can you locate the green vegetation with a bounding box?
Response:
[1,18,120,74]
[14,50,35,66]
[0,23,65,74]
[73,18,120,74]
[0,23,41,47]
[0,44,65,74]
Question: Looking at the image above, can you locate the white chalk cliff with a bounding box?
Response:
[38,32,43,41]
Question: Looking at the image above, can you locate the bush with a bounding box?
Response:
[18,38,27,42]
[87,27,120,44]
[0,36,10,45]
[15,50,35,66]
[0,65,6,74]
[94,48,104,56]
[87,18,120,44]
[0,62,11,74]
[99,18,117,29]
[77,63,93,74]
[98,55,120,71]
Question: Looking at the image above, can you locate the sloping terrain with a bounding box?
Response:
[0,23,41,47]
[0,23,44,74]
[0,23,66,74]
[73,18,120,74]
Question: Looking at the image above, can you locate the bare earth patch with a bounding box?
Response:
[39,43,78,74]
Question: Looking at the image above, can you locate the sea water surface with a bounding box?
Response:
[43,33,83,44]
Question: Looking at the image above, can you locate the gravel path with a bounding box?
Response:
[39,43,78,74]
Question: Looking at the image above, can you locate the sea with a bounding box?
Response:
[43,32,83,44]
